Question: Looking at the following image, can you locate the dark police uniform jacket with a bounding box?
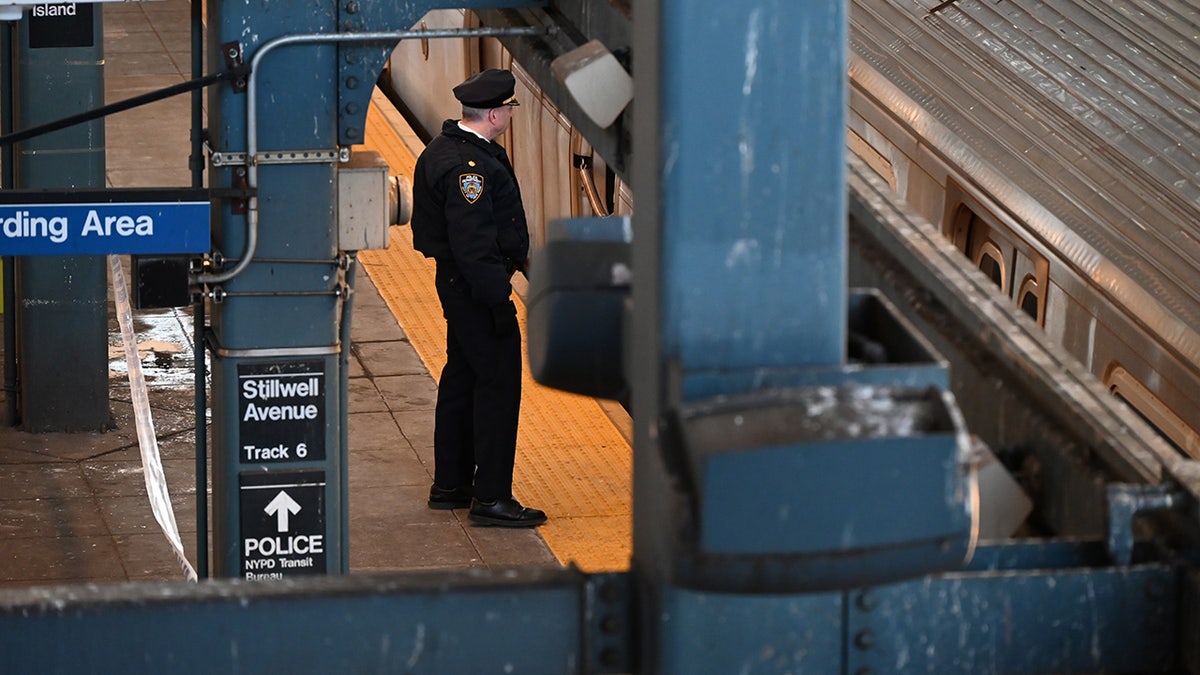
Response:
[411,120,529,309]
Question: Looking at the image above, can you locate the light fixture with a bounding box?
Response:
[551,40,633,129]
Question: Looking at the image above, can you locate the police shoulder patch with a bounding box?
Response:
[459,173,484,204]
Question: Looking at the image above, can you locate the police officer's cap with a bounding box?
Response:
[453,69,520,109]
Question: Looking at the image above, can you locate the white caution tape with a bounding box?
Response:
[108,255,198,582]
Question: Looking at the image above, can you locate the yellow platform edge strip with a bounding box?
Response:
[358,92,632,572]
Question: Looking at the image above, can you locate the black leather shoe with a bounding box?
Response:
[468,497,547,527]
[428,484,472,510]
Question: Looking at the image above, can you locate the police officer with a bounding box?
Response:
[410,69,546,527]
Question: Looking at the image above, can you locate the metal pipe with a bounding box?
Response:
[190,0,203,190]
[196,25,545,285]
[571,134,610,217]
[210,344,340,359]
[216,256,345,265]
[0,69,242,148]
[194,293,208,578]
[190,0,208,580]
[1,21,11,185]
[338,253,357,573]
[1,259,13,425]
[577,163,609,217]
[1,21,15,426]
[209,288,346,299]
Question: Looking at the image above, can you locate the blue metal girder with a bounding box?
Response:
[848,561,1178,673]
[0,548,1181,673]
[203,0,543,578]
[658,587,844,673]
[653,3,848,384]
[206,0,344,579]
[12,7,109,432]
[0,569,631,674]
[656,540,1180,674]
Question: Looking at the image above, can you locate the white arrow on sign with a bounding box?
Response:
[264,490,302,533]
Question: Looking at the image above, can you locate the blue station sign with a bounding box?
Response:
[0,188,210,256]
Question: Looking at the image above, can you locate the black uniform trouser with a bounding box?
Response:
[432,266,522,501]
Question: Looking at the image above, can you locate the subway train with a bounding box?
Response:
[382,1,1199,460]
[381,7,631,258]
[846,0,1200,459]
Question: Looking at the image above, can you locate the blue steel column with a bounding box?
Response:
[630,1,848,671]
[205,0,347,578]
[202,0,546,578]
[13,7,108,432]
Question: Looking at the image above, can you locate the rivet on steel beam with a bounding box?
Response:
[856,591,876,611]
[599,579,621,603]
[600,615,620,635]
[854,629,875,650]
[1143,577,1168,601]
[599,648,622,668]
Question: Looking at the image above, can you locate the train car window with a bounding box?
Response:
[1017,275,1040,321]
[975,243,1006,292]
[1107,365,1200,459]
[948,188,1050,324]
[949,204,973,254]
[957,202,1007,291]
[1011,252,1048,326]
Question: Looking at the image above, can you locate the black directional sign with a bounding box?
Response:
[29,3,94,49]
[237,360,326,464]
[239,470,326,580]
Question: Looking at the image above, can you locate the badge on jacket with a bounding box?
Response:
[459,173,484,204]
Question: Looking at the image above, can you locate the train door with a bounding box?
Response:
[571,132,628,220]
[385,9,477,138]
[472,35,568,253]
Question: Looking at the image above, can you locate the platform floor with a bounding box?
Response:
[0,0,632,587]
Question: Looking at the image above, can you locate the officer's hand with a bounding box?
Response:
[490,300,518,337]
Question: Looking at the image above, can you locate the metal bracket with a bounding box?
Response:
[221,41,247,93]
[208,146,346,168]
[584,573,634,673]
[230,165,249,215]
[207,147,247,168]
[257,148,346,165]
[204,327,340,359]
[1107,482,1186,566]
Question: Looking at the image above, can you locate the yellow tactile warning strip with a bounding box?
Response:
[358,92,633,572]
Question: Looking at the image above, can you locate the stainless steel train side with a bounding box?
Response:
[847,0,1200,458]
[384,3,1198,460]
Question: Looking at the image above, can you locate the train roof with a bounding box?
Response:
[848,0,1200,368]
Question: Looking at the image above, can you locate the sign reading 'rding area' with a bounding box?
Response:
[0,200,209,256]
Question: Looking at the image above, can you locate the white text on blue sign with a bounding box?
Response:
[0,202,209,255]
